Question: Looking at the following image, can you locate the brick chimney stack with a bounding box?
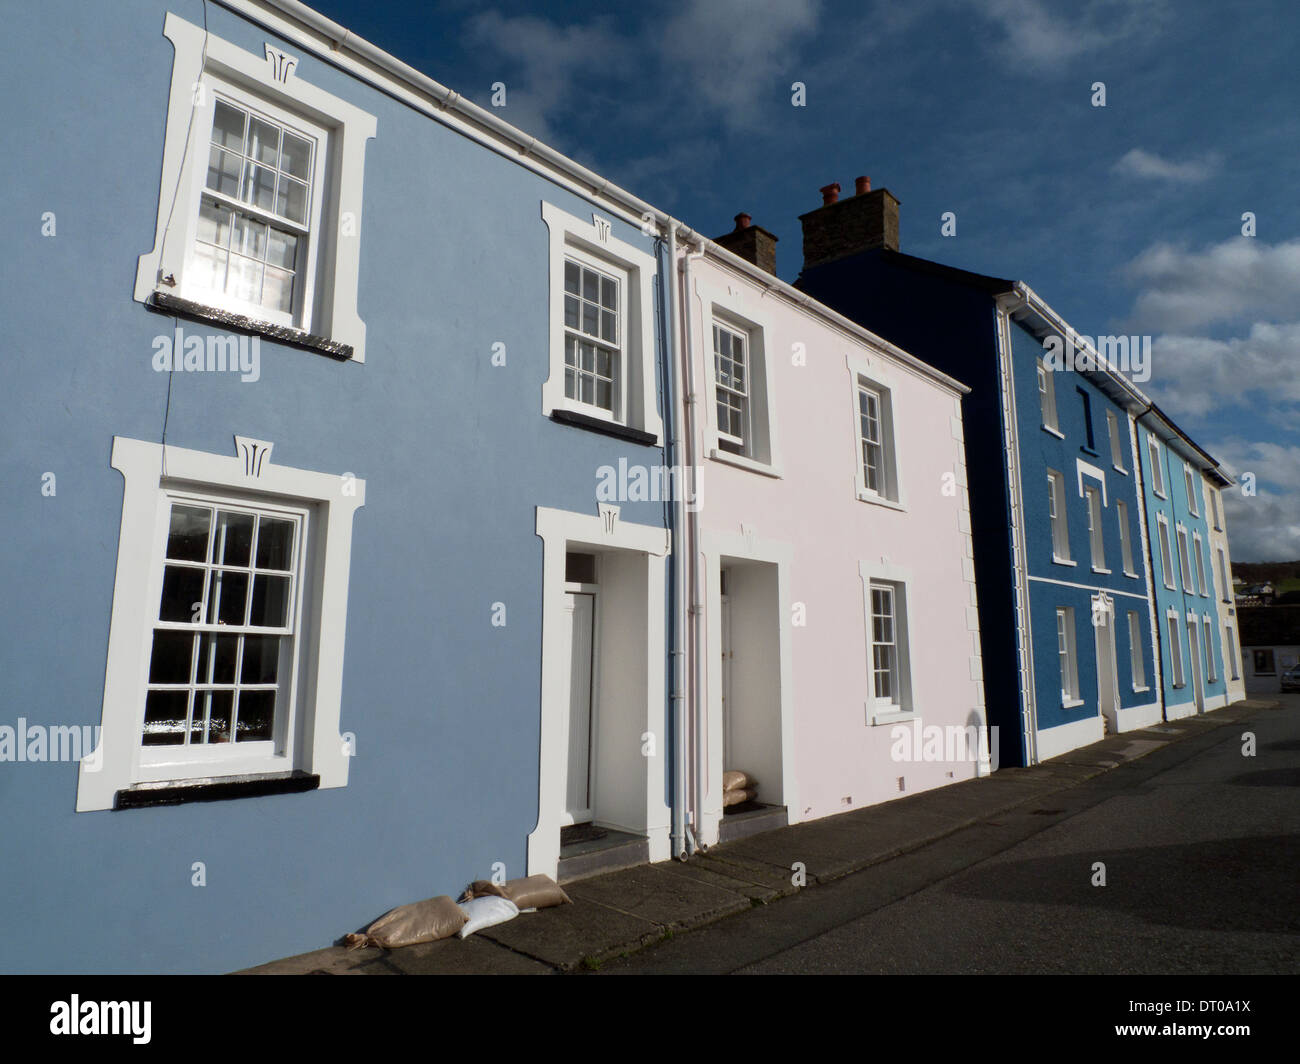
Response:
[713,211,779,276]
[799,175,899,270]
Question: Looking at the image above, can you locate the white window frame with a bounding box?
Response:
[1184,465,1199,516]
[1128,610,1148,691]
[77,436,365,812]
[1038,359,1061,435]
[1057,607,1082,707]
[561,244,627,421]
[1176,525,1193,592]
[1166,610,1185,688]
[135,13,376,360]
[697,278,780,476]
[712,320,750,453]
[541,201,662,444]
[848,353,903,508]
[1226,623,1240,680]
[1147,433,1166,497]
[1107,411,1127,472]
[1085,484,1107,573]
[1117,500,1137,577]
[1048,469,1072,564]
[1156,513,1175,590]
[1193,532,1208,597]
[1218,547,1231,603]
[1203,616,1217,682]
[860,561,915,723]
[1211,487,1222,531]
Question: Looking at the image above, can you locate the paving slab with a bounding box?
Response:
[475,895,661,969]
[237,945,380,975]
[660,854,784,903]
[565,862,752,929]
[689,851,801,898]
[382,935,553,975]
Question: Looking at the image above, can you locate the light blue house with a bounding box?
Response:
[795,181,1162,767]
[1135,407,1234,715]
[1,0,684,973]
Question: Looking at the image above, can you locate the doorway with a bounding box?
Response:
[1186,616,1205,713]
[1092,594,1120,731]
[563,591,595,825]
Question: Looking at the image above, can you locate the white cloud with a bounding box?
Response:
[659,0,822,131]
[971,0,1165,70]
[1220,486,1300,563]
[1112,147,1220,183]
[463,12,627,142]
[1143,322,1300,418]
[1124,237,1300,333]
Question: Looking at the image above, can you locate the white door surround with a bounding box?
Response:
[529,507,671,878]
[1092,592,1120,732]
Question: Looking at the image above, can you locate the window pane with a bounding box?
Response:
[149,631,195,685]
[596,379,613,411]
[189,243,227,293]
[225,254,263,304]
[280,131,312,179]
[196,633,239,685]
[159,565,205,623]
[217,511,255,566]
[600,276,617,310]
[247,116,280,167]
[601,310,616,342]
[243,162,277,211]
[249,574,291,628]
[208,569,250,626]
[211,100,246,150]
[595,347,612,378]
[582,268,598,301]
[564,294,579,329]
[276,176,308,224]
[263,267,294,314]
[196,200,231,248]
[142,691,189,746]
[231,214,268,260]
[202,690,233,744]
[241,635,281,685]
[206,146,242,197]
[564,260,580,294]
[236,690,276,742]
[582,301,599,336]
[167,505,211,561]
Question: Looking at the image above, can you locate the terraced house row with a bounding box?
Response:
[0,0,1243,973]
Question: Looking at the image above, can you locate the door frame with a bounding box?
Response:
[560,584,599,826]
[1092,592,1120,729]
[1186,611,1205,712]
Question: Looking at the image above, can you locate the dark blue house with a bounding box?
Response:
[795,180,1161,767]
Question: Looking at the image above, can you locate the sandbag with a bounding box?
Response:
[461,879,509,901]
[344,894,467,950]
[457,895,520,938]
[501,874,571,910]
[723,770,754,793]
[723,786,757,807]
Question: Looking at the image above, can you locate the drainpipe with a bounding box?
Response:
[678,233,708,852]
[665,223,690,861]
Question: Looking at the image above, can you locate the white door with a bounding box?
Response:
[720,589,733,769]
[1187,618,1205,712]
[1093,597,1119,725]
[564,593,595,823]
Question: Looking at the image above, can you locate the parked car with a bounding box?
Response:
[1280,664,1300,693]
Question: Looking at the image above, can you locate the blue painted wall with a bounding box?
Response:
[1135,421,1227,711]
[1007,323,1156,734]
[0,0,670,973]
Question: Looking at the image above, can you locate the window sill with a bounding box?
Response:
[856,490,906,512]
[1132,685,1150,694]
[149,291,353,361]
[1153,490,1168,500]
[1113,465,1128,475]
[550,408,659,446]
[1042,425,1065,440]
[708,447,782,479]
[1080,447,1100,458]
[1123,569,1140,579]
[1062,698,1085,709]
[114,770,320,809]
[1052,556,1078,567]
[1091,566,1112,575]
[867,706,917,727]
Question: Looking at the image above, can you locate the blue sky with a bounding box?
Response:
[310,0,1300,561]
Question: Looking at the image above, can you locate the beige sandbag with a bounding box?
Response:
[502,874,571,910]
[344,894,467,950]
[723,770,753,792]
[723,787,757,807]
[461,879,509,902]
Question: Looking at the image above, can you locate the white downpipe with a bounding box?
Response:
[666,224,690,860]
[679,235,708,850]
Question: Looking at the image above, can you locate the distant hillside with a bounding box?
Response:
[1233,561,1300,584]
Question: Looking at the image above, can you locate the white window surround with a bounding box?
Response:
[1117,499,1137,577]
[1057,606,1083,708]
[1147,433,1166,497]
[1037,359,1060,434]
[859,559,916,724]
[1128,610,1148,692]
[848,352,905,510]
[1184,465,1199,515]
[1176,524,1193,592]
[77,436,365,812]
[693,274,781,477]
[1166,609,1185,688]
[1193,532,1208,597]
[135,13,377,361]
[1048,469,1071,564]
[1084,484,1106,573]
[1108,411,1127,473]
[1203,616,1217,682]
[1156,513,1175,590]
[541,201,662,444]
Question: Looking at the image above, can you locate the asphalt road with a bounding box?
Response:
[600,696,1300,974]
